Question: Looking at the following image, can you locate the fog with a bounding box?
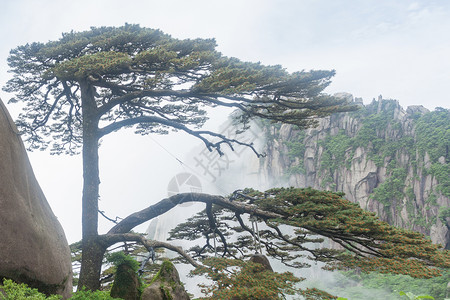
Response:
[1,0,450,243]
[1,0,449,298]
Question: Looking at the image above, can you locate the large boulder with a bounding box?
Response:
[0,99,72,298]
[141,261,190,300]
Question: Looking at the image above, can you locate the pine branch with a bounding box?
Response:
[107,193,282,235]
[101,233,200,268]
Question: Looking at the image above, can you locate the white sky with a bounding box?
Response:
[0,0,449,245]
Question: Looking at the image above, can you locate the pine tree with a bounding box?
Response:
[5,25,446,296]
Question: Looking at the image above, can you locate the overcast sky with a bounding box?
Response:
[0,0,449,244]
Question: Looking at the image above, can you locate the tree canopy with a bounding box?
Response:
[5,23,353,155]
[4,24,448,298]
[169,188,449,279]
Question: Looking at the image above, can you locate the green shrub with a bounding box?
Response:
[0,278,120,300]
[106,251,139,272]
[398,291,435,299]
[70,288,119,299]
[0,279,61,300]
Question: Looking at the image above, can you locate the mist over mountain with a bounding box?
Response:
[143,95,449,299]
[252,95,449,249]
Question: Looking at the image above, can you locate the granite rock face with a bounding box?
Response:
[254,96,450,248]
[0,99,72,298]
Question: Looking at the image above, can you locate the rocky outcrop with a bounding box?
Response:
[0,99,72,297]
[141,261,190,300]
[256,96,450,248]
[249,254,273,272]
[110,264,141,300]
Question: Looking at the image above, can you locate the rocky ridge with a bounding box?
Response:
[255,95,449,248]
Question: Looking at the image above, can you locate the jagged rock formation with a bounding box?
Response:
[0,99,72,297]
[257,95,449,248]
[141,260,190,300]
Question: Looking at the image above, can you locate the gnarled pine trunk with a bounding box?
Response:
[77,81,105,291]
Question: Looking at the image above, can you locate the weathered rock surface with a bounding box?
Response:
[141,261,190,300]
[0,99,72,297]
[254,96,450,248]
[110,264,141,300]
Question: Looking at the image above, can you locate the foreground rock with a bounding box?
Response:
[0,99,72,298]
[141,261,190,300]
[110,264,141,300]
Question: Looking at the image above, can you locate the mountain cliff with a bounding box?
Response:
[256,95,449,248]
